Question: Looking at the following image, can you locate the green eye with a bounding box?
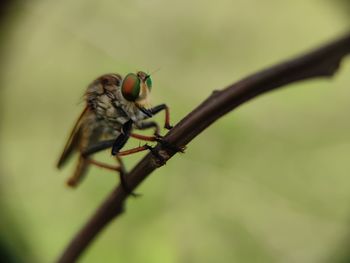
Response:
[121,73,140,101]
[146,76,152,90]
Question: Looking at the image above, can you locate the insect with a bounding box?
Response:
[57,71,173,192]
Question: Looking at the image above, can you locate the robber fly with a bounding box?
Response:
[57,71,173,191]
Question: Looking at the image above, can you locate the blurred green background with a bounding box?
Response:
[1,1,350,262]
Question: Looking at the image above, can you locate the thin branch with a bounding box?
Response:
[57,32,350,263]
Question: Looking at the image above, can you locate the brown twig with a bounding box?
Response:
[57,32,350,263]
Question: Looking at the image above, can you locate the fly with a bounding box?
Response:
[56,71,174,193]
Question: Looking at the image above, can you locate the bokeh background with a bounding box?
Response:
[1,1,350,262]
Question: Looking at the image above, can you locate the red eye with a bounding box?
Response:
[121,73,140,101]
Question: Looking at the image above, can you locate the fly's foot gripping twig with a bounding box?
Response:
[164,124,173,130]
[155,135,186,153]
[144,144,167,166]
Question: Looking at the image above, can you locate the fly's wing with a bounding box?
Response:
[65,116,103,187]
[57,106,89,168]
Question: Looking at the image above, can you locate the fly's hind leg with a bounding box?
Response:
[81,138,139,196]
[86,158,121,172]
[115,155,141,197]
[66,155,90,187]
[82,129,147,196]
[86,156,139,197]
[66,154,121,187]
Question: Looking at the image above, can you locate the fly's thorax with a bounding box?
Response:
[85,74,125,120]
[85,74,122,106]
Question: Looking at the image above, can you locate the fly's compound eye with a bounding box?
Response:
[121,73,141,101]
[145,75,152,91]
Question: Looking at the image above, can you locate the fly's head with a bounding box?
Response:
[121,71,152,108]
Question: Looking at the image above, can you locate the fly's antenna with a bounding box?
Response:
[147,67,161,77]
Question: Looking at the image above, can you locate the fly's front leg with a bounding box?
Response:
[148,104,173,130]
[148,105,186,152]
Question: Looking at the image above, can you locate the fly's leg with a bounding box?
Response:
[117,143,167,165]
[134,121,185,153]
[143,144,166,165]
[81,120,144,156]
[115,139,168,167]
[66,140,114,187]
[118,145,152,156]
[83,139,115,156]
[115,144,165,196]
[115,155,141,197]
[82,133,152,196]
[86,159,121,172]
[111,119,133,155]
[82,136,155,157]
[82,143,143,196]
[118,142,167,165]
[80,116,181,193]
[115,155,128,194]
[87,156,139,197]
[119,120,171,159]
[82,138,170,190]
[139,105,185,152]
[130,132,185,153]
[66,156,89,187]
[130,132,158,142]
[147,104,173,129]
[136,121,160,136]
[81,133,137,194]
[66,155,121,187]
